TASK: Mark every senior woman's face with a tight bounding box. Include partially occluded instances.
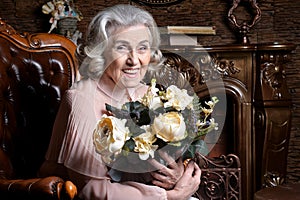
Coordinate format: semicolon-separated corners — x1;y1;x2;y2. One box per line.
103;24;152;89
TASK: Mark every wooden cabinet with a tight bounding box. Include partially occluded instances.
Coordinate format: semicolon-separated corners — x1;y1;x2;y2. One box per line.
161;43;296;200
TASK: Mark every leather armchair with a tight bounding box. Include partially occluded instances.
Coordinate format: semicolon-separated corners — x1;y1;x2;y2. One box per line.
0;18;79;200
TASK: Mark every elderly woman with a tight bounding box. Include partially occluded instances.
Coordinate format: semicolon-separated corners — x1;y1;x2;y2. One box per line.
39;4;201;200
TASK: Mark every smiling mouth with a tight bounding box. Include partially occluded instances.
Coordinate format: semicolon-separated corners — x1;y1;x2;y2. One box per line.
123;68;139;74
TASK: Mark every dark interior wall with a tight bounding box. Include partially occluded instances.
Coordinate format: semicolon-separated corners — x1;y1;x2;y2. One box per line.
1;0;299;182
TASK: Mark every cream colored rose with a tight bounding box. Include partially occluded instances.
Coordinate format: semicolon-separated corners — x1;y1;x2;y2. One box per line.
164;85;194;111
152;112;187;142
133;126;158;160
93;114;130;163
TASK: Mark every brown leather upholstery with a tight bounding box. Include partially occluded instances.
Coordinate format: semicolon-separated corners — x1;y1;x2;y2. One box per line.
0;18;78;199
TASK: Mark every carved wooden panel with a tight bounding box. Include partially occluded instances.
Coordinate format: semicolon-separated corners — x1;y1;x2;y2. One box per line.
259;51;292;100
194;153;241;200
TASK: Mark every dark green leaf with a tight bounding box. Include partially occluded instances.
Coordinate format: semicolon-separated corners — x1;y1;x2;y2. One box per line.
126;120;146;137
123;138;135;153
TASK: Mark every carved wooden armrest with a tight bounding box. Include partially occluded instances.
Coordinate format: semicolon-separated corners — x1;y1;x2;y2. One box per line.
0;176;77;200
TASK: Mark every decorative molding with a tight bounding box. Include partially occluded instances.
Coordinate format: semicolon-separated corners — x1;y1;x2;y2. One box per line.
0;18;75;50
144;52;241;93
261;62;284;99
213;57;241;76
144;53;202;90
260;52;290;99
199;54;241;81
0;18;17;35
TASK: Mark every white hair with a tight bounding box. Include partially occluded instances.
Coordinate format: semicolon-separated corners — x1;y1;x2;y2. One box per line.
78;4;163;80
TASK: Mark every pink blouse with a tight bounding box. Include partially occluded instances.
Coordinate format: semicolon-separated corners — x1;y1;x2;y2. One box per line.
39;77;167;200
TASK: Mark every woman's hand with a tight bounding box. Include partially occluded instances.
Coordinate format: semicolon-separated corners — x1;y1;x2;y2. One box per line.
148;150;185;190
167;161;201;200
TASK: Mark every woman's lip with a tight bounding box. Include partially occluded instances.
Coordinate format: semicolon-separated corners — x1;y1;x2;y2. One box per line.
122;68;139;74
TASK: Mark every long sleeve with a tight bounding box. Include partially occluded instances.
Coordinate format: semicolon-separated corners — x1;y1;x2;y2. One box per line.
40;79;165;200
67;169;167;200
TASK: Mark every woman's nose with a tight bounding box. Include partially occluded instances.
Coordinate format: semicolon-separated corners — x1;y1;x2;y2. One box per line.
126;50;139;66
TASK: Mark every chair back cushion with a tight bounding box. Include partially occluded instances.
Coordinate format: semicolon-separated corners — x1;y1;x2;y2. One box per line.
0;19;78;179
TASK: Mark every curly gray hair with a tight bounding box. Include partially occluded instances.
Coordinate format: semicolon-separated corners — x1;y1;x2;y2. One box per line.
78;4;163;80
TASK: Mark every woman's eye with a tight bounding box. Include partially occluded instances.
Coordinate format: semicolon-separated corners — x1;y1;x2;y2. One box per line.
115;45;129;52
137;45;149;53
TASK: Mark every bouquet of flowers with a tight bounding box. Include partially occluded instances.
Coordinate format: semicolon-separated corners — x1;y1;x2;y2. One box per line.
93;79;218;168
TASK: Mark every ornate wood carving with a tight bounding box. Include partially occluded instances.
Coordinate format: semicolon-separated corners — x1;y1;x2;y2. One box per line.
144;52;203;92
0;18;76;49
0;18;17;35
227;0;262;43
260;52;290;100
199;54;241;81
194;153;241;199
262;171;285;188
148;51;241;89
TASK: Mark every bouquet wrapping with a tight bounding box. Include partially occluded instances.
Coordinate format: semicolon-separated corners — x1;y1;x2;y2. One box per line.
93;79;218;172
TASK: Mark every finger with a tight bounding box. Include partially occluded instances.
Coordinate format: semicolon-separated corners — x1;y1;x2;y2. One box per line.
191;163;201;191
150;170;177;186
151;179;165;188
151;179;173;190
151;172;175;190
169;157;184;174
150;171;167;180
177;157;183;165
184;161;196;176
192;162;202;178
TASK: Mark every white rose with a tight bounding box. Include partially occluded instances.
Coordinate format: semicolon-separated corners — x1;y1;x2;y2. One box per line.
164;85;194;111
93;114;130;163
152;112;187;142
133;126;158;160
